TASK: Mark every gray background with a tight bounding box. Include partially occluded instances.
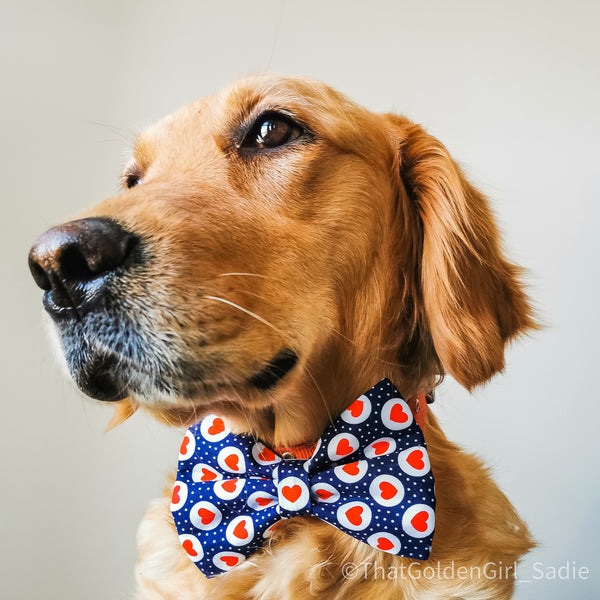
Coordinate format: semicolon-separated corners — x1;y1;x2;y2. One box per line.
2;1;598;598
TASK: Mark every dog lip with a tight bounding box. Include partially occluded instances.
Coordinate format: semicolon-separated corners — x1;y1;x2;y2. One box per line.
42;291;81;322
41;280;105;322
248;349;299;391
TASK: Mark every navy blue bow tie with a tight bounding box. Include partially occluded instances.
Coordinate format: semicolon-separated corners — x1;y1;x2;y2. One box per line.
171;378;436;577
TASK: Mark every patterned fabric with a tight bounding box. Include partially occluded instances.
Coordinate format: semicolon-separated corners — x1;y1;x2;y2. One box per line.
171;378;436;577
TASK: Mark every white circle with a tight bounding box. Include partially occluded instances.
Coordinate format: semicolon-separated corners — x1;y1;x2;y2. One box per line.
334;460;368;483
310;482;340;504
251;442;282;466
363;437;397;459
213;478;245;500
217;447;246;474
178;430;195;460
340;395;372;424
402;504;435;538
398;446;431;477
367;532;401;554
199;414;230;442
226;515;255;547
313;438;322;455
277;476;310;511
191;463;223;483
247;491;278;511
369;474;405;507
170;480;188;511
327;433;360;462
263;520;284;539
336;501;372;531
303;438;320;471
381;398;413;430
178;534;203;562
213;551;245;571
190;501;222;531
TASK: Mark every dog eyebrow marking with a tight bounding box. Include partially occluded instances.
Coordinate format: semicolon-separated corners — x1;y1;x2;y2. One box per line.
248;349;299;391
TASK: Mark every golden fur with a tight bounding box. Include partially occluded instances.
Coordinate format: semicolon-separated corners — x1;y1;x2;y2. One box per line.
63;74;535;598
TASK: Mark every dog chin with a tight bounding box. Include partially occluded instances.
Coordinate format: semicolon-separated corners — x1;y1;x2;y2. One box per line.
45;318;124;401
70;353;129;402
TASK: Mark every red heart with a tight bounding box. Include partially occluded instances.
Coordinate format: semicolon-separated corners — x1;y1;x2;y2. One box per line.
377;537;394;551
208;417;225;435
221;479;238;493
197;508;215;525
258;446;276;462
233;520;249;539
379;481;397;500
221;555;239;567
336;438;354;456
342;461;360;476
411;511;429;533
390;403;409;423
407;450;425;470
255;496;274;507
258;447;275;462
225;454;239;471
182;539;197;557
315;488;333;500
346;505;363;526
349;399;363;418
200;468;217;482
372;441;390;455
256;497;273;506
282;485;302;503
179;437;190;455
171;485;181;504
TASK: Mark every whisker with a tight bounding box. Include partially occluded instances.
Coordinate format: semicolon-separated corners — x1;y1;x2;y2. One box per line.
222;289;270;302
374;357;409;368
304;363;336;431
202;295;285;338
240;401;260;445
83;120;137;144
217;273;270;279
331;329;357;346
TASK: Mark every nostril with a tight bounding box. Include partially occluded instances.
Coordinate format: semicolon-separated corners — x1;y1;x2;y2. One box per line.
60;244;98;282
28;256;52;291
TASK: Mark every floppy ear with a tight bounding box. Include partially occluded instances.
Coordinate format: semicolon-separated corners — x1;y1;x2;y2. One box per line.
388;114;537;390
104;397;137;433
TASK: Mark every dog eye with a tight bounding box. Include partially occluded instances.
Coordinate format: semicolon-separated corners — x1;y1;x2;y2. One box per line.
125;174;143;189
243;113;304;150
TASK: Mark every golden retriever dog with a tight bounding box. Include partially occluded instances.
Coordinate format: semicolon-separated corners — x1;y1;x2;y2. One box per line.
29;74;536;600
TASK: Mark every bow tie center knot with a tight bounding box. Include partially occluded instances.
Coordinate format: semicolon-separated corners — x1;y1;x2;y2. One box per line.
276;459;312;517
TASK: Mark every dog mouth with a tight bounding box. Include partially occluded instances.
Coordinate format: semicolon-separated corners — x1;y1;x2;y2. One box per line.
52;306;300;404
247;349;299;391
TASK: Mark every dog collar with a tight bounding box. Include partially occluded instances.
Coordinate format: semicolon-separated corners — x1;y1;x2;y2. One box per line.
272;393;429;459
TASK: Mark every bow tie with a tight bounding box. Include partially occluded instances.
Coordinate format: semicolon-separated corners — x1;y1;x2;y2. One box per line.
171;379;436;577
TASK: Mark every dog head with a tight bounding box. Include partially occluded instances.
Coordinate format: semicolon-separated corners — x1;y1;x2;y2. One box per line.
29;74;535;443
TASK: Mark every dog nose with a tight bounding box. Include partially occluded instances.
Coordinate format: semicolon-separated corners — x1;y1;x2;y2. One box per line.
28;217;136;313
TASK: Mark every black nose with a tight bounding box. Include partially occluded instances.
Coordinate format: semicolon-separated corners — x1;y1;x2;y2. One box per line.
28;217;137;317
